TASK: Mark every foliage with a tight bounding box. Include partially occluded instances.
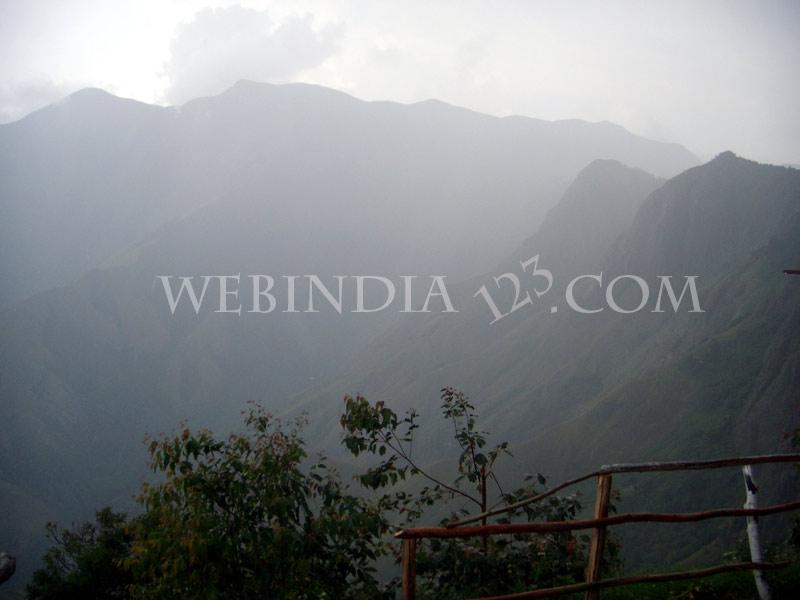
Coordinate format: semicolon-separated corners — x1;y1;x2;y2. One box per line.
26;508;133;599
341;386;601;597
30;387;611;598
415;494;587;598
124;406;393;599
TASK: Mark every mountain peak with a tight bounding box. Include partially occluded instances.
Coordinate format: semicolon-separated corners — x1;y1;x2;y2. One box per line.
704;150;767;170
190;79;362;112
1;86;162;129
67;87;115;101
59;87;132;111
516;158;663;271
567;159;661;194
60;87;173;119
578;158;644;177
559;159;661;211
623;150;800;275
714;150;738;160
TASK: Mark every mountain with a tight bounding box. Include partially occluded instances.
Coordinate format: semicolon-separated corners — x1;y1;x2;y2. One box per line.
2;143;796;589
0;83;702;588
292;158;671;444
8;84;793;584
292;153;800;567
0;80;698;307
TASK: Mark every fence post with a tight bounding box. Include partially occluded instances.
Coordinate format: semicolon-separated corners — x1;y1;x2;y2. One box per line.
585;473;613;600
402;538;417;600
742;465;772;600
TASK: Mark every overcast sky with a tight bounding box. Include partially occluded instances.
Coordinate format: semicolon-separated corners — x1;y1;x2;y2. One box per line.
1;0;798;165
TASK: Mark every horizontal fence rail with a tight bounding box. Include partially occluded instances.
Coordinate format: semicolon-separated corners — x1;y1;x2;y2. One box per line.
397;453;800;600
395;500;800;539
448;453;800;528
597;453;800;474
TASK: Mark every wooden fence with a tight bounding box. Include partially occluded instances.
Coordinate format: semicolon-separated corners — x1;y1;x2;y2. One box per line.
394;453;800;600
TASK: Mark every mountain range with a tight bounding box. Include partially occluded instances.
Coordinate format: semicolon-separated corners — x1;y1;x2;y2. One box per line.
0;80;697;308
294;151;800;567
2;82;799;589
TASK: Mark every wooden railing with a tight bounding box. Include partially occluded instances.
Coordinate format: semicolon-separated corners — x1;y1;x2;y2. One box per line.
394;453;800;600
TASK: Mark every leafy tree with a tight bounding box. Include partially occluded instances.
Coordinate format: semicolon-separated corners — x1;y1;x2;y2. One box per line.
341;386;599;597
26;507;133;599
126;406;394;599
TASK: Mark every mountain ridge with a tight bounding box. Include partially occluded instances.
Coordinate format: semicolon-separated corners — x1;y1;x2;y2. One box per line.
287;153;800;567
0;80;699;308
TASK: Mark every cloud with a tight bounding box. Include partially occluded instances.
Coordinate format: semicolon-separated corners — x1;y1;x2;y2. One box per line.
0;79;81;124
162;6;341;105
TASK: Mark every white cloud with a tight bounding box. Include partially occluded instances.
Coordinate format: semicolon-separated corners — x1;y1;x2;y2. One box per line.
162;5;341;104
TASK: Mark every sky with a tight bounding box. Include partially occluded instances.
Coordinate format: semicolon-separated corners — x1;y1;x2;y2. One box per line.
1;0;799;165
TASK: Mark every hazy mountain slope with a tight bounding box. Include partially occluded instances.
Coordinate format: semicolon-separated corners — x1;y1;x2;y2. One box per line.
617;151;800;275
0;89;181;307
515;207;800;567
292;153;800;567
516;158;665;274
293;158;670;443
0;82;701;587
298;153;799;436
0;80;698;307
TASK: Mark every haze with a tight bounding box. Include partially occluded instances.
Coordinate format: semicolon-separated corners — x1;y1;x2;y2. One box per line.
1;0;799;166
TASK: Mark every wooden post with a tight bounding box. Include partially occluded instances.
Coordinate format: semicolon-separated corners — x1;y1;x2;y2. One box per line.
742;465;772;600
402;538;417;600
585;473;612;600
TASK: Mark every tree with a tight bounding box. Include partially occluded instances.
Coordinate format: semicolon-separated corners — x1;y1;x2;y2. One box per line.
126;406;394;599
340;387;599;597
26;508;132;599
